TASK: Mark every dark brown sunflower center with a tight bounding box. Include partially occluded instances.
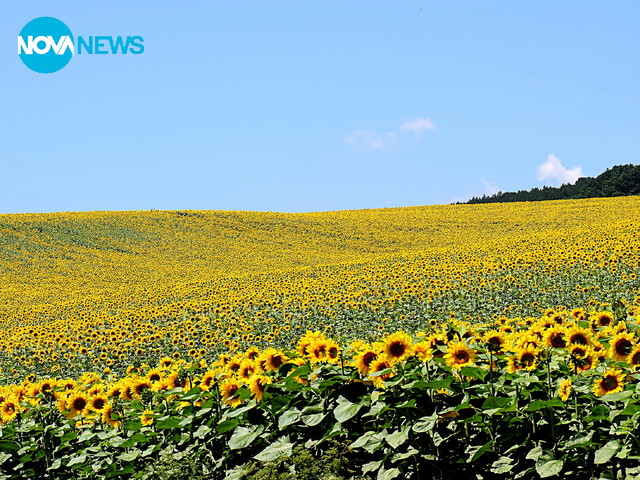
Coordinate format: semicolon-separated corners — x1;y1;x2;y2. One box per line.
72;398;87;411
572;347;587;358
93;398;106;410
389;342;406;358
271;355;284;368
598;316;612;326
455;351;470;363
363;352;377;367
570;334;588;345
135;383;150;395
550;333;566;348
488;337;503;351
615;339;633;357
601;376;619;392
520;353;535;366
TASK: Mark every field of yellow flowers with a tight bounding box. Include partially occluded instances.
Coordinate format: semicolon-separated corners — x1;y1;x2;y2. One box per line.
0;197;639;479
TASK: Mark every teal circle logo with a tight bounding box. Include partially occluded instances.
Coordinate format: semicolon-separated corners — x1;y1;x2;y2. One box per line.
18;17;74;74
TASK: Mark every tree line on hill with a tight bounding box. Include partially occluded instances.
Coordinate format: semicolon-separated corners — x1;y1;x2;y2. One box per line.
465;164;640;204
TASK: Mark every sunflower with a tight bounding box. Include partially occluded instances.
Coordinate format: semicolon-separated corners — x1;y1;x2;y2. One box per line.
591;311;614;329
627;345;640;369
444;342;476;370
159;357;174;369
198;370;217;391
513;332;542;351
383;331;414;364
573;349;598;373
558;379;572;402
413;341;432;362
354;347;379;375
543;325;566;349
290;358;310;386
325;339;341;364
146;369;163;383
238;360;257;382
565;326;592;346
426;334;448;358
66;391;90;418
244;346;261;361
568;344;589;360
101;405;122;428
106;383;125;399
226;356;243;375
307;338;329;363
613;321;629;335
129;379;152;400
593;369;625;397
220;378;243;407
88;394;109;412
368;356;395;388
249;375;272;402
0;396;20;423
164;371;188;390
570;308;587;321
484;331;507;353
516;345;539;371
140;409;155;426
37;379;55;396
297;331;324;358
260;348;287;371
86;385;104;397
609;332;636;362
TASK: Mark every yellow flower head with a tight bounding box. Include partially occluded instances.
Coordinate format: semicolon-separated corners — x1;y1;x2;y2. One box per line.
543;325;567;349
591;311;615;329
593;369;625;397
249;375;272;402
565;326;592;347
354;347;379;376
0;396;20;423
383;331;414;364
484;331;507;353
516;345;539;371
609;332;636;362
220;378;244;408
558;379;572;402
259;348;287;372
444;342;476;370
368;356;395;389
140;409;155;426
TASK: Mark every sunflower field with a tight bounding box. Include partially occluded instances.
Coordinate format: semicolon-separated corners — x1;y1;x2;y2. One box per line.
0;196;639;479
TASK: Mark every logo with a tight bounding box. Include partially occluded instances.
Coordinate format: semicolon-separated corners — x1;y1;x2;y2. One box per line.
18;17;73;74
18;17;144;74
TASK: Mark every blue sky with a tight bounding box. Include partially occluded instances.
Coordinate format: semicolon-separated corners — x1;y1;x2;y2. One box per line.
2;2;639;214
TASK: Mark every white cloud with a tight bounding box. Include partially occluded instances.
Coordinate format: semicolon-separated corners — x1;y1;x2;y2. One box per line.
344;116;436;153
343;130;397;151
480;179;501;196
400;117;437;135
537;154;583;185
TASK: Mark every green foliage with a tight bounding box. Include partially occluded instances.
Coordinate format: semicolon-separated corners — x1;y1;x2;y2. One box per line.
243;441;362;480
466;164;640;203
4;332;640;479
